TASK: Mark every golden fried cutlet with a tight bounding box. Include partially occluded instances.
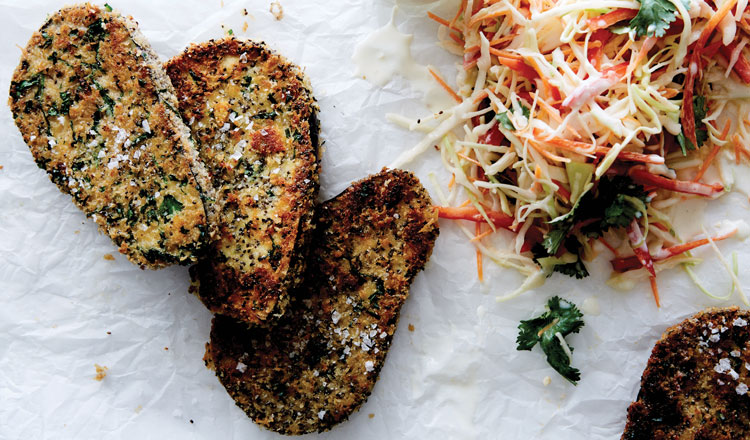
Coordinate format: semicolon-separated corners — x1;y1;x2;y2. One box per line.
623;307;750;440
165;38;319;324
9;3;209;268
206;169;438;434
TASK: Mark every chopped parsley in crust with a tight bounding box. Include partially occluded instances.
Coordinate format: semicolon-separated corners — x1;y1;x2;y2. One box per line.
622;308;750;440
9;3;208;268
165;38;319;324
206;169;439;435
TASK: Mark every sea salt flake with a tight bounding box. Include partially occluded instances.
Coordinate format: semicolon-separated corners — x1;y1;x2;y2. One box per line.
331;310;341;325
364;360;374;373
737;383;749;395
732;350;741;357
236;362;247;373
734;318;748;327
317;410;326;420
715;358;732;374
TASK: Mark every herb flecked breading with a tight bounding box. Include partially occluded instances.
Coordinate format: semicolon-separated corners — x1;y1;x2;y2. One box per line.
206;170;439;435
9;3;209;268
165;38;319;324
623;308;750;440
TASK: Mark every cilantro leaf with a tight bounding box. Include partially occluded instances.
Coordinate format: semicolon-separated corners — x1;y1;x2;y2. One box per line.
552;258;589;279
629;0;687;38
495;112;515;130
516;296;585;385
542;228;567;255
577;176;648;238
158;195;184;218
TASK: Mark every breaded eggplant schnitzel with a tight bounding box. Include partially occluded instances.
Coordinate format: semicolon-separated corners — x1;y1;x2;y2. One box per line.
9;3;208;268
206;169;438;434
623;307;750;439
165;38;319;324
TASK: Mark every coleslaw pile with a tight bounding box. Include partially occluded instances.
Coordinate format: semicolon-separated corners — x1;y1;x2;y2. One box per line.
391;0;750;304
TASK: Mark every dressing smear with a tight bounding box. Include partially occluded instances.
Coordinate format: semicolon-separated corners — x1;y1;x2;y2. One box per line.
352;7;454;112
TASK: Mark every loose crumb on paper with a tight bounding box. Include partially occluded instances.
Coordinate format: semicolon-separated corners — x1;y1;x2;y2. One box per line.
408;323;415;332
94;364;108;381
368;413;375;419
135;405;143;413
543;376;552;386
270;1;283;20
242;22;248;32
103;253;115;261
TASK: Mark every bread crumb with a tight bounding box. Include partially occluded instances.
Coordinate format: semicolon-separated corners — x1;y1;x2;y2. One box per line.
543;376;552;386
0;165;4;170
368;413;375;419
103;253;115;261
242;21;248;32
134;405;143;413
408;323;415;332
164;347;169;351
94;364;108;381
74;230;80;234
270;1;283;20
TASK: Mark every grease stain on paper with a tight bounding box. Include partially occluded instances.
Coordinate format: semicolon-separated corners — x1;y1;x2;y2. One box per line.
352;7;455;111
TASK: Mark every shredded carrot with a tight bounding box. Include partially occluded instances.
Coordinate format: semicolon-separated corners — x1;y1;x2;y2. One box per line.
428;68;462;103
612;38;634;64
529;140;571;163
660;87;680;99
427;11;460;31
693;120;730;182
471;227;494;242
449;0;467;28
449;173;456;189
469;8;511;27
476;222;484;282
458;199;471;208
649;276;661;308
448;32;464;45
489;33;517;48
458;152;483;166
473;90;489;104
489;48;523;60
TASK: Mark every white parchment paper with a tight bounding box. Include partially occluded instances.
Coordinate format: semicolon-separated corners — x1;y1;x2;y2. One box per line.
1;1;749;439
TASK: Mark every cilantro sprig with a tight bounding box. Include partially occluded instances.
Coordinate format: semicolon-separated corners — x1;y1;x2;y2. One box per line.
629;0;689;38
517;296;585;385
532;175;648;279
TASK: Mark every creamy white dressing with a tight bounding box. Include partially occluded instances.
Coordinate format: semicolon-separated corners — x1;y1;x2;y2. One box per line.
670;198;707;240
352;7;455;112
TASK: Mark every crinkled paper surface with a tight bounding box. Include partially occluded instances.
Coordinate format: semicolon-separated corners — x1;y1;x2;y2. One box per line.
1;1;750;439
